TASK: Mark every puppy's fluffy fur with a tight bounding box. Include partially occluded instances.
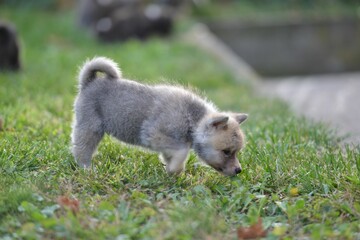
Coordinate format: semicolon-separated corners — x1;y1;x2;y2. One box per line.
71;57;248;176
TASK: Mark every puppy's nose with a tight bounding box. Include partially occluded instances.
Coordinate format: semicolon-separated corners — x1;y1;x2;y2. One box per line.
234;167;242;175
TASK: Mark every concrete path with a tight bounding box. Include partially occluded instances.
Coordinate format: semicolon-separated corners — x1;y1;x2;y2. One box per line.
261;72;360;145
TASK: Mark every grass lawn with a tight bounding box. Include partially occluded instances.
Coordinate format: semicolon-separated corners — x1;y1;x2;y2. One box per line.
1;7;360;240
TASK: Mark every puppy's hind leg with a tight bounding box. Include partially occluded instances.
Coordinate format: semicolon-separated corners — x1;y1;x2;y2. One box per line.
71;127;104;168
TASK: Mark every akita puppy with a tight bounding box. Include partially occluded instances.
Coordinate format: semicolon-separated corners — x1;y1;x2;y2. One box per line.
71;57;248;176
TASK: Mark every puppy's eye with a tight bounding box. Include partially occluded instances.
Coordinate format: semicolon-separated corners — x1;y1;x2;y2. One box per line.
222;149;231;156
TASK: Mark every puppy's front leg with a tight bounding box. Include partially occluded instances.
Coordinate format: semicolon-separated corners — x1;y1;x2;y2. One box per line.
160;147;190;175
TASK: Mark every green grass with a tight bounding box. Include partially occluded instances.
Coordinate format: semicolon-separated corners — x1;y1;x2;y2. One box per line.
1;7;360;240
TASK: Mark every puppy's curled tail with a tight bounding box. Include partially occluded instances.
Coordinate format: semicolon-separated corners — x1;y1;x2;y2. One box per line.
78;57;122;90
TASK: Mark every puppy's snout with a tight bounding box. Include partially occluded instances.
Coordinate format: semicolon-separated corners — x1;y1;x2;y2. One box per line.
234;167;242;175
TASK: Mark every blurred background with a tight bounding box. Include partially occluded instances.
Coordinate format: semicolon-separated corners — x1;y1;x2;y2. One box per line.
1;0;360;143
2;0;360;75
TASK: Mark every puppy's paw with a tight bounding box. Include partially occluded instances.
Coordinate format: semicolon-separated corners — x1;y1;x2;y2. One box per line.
165;165;184;176
77;161;92;169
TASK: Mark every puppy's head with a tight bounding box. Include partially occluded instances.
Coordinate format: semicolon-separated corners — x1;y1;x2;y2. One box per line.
193;113;248;176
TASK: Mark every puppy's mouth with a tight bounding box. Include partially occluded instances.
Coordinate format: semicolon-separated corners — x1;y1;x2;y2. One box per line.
209;164;238;177
209;164;224;173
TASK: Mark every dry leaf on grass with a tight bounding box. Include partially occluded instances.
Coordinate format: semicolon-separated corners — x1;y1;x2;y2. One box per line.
57;196;80;214
237;218;267;239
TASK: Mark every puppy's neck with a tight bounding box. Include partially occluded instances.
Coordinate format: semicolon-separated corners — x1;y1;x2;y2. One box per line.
185;98;216;144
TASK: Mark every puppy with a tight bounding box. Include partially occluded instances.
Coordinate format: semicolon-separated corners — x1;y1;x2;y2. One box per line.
71;57;248;176
0;21;21;71
77;0;179;42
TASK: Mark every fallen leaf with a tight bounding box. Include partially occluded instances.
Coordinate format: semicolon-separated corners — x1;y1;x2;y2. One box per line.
237;218;267;239
57;196;80;214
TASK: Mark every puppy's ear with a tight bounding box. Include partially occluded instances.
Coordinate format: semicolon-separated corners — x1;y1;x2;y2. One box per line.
208;116;229;129
233;113;248;124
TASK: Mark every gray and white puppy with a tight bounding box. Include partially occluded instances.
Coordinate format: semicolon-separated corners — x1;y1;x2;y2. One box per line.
71;57;248;176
